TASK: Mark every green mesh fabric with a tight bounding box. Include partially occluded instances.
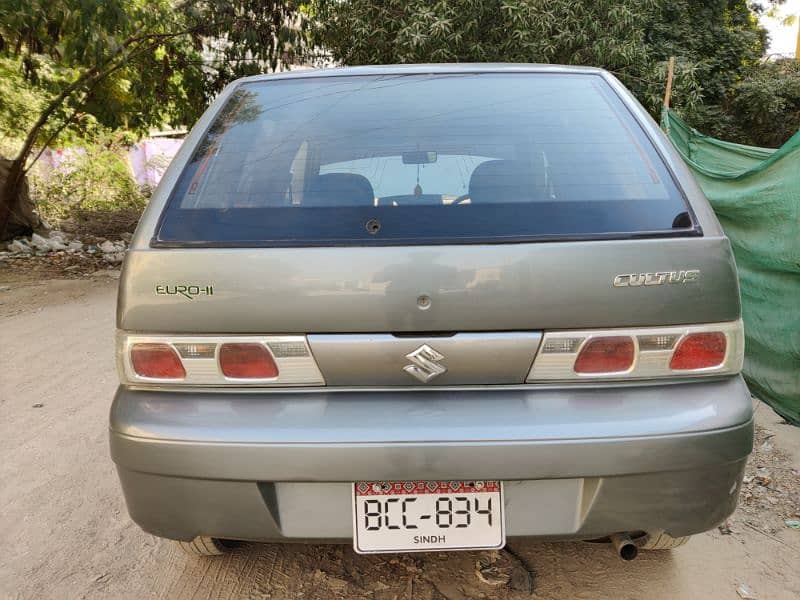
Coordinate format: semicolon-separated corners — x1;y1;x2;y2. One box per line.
663;109;800;425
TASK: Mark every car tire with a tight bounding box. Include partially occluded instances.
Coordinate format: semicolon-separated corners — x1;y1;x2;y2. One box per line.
176;536;231;556
639;531;690;550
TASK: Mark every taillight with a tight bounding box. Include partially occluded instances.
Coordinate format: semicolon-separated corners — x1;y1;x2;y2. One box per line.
219;343;279;379
527;320;743;381
130;343;185;379
574;336;634;374
670;332;726;370
117;334;323;386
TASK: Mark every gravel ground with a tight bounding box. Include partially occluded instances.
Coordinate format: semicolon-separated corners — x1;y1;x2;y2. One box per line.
1;277;799;600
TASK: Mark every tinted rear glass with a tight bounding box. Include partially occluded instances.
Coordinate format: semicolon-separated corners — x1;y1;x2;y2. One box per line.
156;73;692;246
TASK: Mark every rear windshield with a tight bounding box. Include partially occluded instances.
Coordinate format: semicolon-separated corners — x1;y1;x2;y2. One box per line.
156;73;693;246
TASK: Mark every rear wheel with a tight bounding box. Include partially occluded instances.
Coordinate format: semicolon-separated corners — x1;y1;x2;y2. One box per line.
175;536;231;556
639;531;690;550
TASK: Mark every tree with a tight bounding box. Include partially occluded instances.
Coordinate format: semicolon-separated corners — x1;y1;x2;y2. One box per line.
0;0;197;237
0;0;309;239
313;1;702;113
726;59;800;147
313;0;787;143
645;0;771;134
199;1;309;98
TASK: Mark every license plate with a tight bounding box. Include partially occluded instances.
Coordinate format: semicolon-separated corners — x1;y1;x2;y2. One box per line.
352;481;505;554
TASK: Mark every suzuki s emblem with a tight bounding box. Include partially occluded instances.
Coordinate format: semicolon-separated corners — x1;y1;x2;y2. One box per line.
403;344;447;382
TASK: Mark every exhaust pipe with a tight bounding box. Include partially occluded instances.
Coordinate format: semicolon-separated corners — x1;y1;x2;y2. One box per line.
609;533;639;561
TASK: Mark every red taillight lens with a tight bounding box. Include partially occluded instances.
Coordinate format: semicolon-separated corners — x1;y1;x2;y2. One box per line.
574;336;635;374
219;343;279;378
130;343;186;379
670;332;726;370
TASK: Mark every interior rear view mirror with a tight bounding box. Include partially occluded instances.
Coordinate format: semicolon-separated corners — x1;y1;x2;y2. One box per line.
402;151;437;165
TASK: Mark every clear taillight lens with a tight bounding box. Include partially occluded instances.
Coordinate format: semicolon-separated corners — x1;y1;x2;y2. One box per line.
528;320;743;381
670;332;726;370
219;343;279;379
130;343;186;379
574;336;635;374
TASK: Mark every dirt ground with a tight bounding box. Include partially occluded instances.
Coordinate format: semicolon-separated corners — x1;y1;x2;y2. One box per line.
1;276;799;600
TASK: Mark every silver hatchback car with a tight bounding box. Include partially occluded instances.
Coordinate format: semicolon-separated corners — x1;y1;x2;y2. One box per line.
111;64;752;559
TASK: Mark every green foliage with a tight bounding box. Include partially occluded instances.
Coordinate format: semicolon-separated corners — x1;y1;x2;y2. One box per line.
0;51;168;233
31;137;147;234
0;0;312;149
0;0;208;141
0;0;792;166
647;0;768;105
0;55;103;150
314;0;682;114
314;0;794;146
198;1;310;97
79;35;207;133
646;1;790;145
728;60;800;148
0;56;49;144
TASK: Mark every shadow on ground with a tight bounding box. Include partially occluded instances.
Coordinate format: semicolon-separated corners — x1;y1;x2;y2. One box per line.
123;539;679;600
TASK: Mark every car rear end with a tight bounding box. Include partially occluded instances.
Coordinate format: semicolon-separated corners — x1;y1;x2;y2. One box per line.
110;65;752;555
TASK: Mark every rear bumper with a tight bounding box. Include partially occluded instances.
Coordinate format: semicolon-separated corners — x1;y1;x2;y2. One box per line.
110;377;753;542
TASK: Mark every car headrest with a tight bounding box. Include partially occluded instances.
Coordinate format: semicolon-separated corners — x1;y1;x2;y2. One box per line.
304;173;375;207
468;160;537;204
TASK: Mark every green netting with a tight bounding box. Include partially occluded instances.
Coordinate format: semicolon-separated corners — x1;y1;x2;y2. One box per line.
662;109;800;425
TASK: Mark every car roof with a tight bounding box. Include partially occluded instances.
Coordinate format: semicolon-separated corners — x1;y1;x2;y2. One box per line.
236;63;608;85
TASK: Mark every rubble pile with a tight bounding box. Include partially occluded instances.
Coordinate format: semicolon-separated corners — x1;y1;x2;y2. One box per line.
2;230;129;262
0;230;130;278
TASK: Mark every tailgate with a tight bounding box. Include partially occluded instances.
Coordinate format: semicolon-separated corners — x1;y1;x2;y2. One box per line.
118;236;739;333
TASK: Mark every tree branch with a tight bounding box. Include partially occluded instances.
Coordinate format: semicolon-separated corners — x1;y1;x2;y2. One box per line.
22;32;180;173
15;27;201;173
24;107;82;173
